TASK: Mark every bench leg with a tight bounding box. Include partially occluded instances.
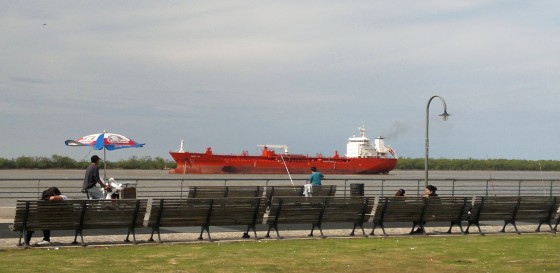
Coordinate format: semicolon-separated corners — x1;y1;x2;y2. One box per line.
351;223;367;237
512;223;520;235
409;221;425;235
535;220;554;233
500;222;508;232
265;225;273;238
149;227;162;243
447;221;464;234
317;224;325;238
265;224;282;239
466;220;483;235
410;221;418;234
199;226;212;241
308;223;325;238
370;223;387;236
22;229;34;247
501;220;520;234
309;223;317;237
535;222;543;232
465;221;473;234
548;221;556;234
73;230;85;246
18;231;24;247
243;224;259;240
125;228;137;244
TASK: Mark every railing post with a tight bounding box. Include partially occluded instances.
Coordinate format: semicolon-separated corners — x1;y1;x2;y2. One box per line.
485;180;489;197
37;179;41;198
136;179;140;198
451;179;456;197
180;179;184;199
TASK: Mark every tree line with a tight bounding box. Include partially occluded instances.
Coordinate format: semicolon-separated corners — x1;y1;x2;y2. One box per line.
0;155;176;170
0;155;559;171
396;157;560;171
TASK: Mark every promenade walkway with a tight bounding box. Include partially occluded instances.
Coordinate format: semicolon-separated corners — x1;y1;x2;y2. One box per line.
0;217;546;249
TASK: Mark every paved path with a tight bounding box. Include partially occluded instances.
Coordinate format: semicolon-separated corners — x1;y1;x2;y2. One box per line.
1;219;552;249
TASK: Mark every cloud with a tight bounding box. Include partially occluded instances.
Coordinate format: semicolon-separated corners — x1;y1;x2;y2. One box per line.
1;1;560;161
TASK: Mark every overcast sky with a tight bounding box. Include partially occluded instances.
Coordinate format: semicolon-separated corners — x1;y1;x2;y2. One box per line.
1;1;559;162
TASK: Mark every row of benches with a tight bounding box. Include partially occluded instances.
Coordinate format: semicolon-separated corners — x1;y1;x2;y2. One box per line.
372;196;559;236
187;185;337;199
10;185;334;247
11;195;560;246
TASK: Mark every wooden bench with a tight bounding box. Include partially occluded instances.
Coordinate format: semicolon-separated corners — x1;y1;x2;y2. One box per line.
371;196;471;236
516;196;558;233
466;196;559;234
11;199;147;246
147;197;267;242
187;186;264;198
265;196;373;238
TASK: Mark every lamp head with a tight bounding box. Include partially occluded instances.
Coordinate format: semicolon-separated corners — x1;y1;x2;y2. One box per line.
439;111;451;121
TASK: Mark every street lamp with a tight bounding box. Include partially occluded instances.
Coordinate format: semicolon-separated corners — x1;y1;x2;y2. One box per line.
425;95;450;187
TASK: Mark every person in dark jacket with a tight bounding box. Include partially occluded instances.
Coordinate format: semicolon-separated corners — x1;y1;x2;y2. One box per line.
82;155;110;199
422;185;438;197
411;185;439;234
25;187;68;246
395;189;406;196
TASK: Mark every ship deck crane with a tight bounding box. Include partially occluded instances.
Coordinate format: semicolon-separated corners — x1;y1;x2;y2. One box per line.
257;144;289;154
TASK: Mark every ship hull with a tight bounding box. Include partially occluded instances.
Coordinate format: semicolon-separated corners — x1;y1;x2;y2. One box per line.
169;152;397;175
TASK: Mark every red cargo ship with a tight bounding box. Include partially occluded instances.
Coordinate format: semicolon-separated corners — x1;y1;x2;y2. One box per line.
169;127;397;175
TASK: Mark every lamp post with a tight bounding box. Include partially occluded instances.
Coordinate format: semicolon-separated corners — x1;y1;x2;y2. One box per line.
425;95;450;187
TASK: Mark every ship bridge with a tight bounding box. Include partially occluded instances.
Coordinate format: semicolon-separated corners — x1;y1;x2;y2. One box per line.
345;126;392;158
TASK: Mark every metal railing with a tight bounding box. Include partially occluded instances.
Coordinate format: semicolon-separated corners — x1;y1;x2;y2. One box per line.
1;177;560;204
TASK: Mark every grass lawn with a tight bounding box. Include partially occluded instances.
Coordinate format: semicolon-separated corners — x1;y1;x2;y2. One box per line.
1;234;559;273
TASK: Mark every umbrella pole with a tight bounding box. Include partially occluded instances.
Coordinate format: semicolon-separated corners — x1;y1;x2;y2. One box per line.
103;147;107;180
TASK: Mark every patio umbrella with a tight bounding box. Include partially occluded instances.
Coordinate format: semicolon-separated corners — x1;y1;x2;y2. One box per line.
65;130;145;178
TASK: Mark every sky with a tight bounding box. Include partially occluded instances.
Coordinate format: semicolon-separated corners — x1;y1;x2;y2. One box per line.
1;1;559;162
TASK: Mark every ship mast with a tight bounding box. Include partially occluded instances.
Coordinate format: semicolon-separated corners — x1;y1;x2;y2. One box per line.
358;125;367;137
178;139;185;153
257;144;294;186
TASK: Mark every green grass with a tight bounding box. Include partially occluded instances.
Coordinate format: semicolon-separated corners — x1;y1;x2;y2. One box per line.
1;235;559;272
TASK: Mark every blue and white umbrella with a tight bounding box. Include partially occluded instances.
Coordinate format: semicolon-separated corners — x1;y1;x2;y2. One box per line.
65;130;145;178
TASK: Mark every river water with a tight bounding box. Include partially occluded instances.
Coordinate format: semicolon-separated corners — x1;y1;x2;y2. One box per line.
2;169;560;180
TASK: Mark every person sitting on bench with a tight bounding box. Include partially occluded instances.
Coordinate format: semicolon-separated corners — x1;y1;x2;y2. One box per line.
25;187;68;246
